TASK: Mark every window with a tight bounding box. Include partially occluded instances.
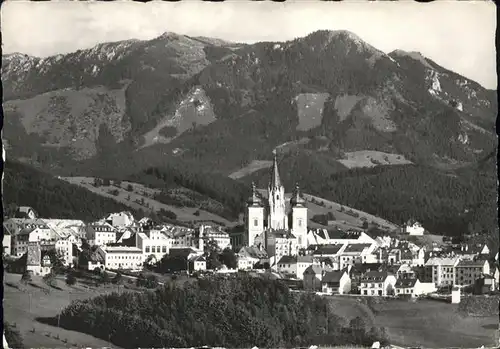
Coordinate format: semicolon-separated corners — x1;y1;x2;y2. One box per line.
145;246;150;253
162;246;167;253
298;219;302;227
254;219;258;227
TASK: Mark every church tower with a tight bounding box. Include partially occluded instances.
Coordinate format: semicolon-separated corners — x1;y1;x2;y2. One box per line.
247;182;265;247
268;152;287;230
290;183;308;249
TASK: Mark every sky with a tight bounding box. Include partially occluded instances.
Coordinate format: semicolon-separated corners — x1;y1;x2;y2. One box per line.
1;0;497;89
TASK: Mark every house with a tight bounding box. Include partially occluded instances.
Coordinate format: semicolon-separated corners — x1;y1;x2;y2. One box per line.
189;255;207;271
303;265;331;291
395;277;436;297
43;219;87;240
349;263;383;293
98;246;144;271
404;219;425;236
135;229;172;264
86;222;117;246
169;227;196;248
455;259;490;287
25;242;52;276
425;256;461;287
200;225;231;251
322;270;351;295
237;246;268;270
15;206;38;219
296;255;320;280
277;255;298;277
104;211;136;228
387;264;416;279
338;243;376;269
360;271;397;296
257;229;298;267
12;222;60;257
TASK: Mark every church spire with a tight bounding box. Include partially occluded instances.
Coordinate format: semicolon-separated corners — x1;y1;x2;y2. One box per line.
270;150;282;189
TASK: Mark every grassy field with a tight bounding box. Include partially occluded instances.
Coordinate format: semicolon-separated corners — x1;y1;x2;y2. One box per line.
3;272;124;348
256;189;399;232
61;176;236;226
325;296;498;348
338;151;413;169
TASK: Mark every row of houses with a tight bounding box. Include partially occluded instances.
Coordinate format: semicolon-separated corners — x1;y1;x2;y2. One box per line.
3;209;231;272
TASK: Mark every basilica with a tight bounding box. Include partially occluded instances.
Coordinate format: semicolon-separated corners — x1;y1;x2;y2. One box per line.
246;153;308;260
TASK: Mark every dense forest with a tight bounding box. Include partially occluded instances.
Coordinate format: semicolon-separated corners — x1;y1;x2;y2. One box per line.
55;275;389;348
127;165;251;220
3;161;142;222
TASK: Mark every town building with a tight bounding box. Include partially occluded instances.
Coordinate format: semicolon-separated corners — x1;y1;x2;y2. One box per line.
395;277;436;297
360;271;397;296
257;229;298;267
237;246;269;270
189;255;207;271
425;256;461;287
455;259;490;287
15;206;38;219
404;219;425;236
3;226;12;255
338;243;377;269
86;222;117;246
135;229;172;264
200;225;231;251
303;265;332;291
97;246;143;271
322;270;351;295
104;211;136;228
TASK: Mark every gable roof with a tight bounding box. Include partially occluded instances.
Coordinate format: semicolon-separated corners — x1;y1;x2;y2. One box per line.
304;264;323;275
395;278;418;288
361;271;392;282
343;243;371;253
456;259;488;268
312;244;343;256
277;255;297;265
323;270;346;284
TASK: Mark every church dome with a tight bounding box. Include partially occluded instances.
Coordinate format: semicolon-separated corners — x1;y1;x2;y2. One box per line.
290;183;306;206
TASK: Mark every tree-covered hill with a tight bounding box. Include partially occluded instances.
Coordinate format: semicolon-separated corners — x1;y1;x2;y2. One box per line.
55;275;389;348
3;160;142;221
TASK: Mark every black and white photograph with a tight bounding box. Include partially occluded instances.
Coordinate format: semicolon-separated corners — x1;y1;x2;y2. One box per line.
1;1;498;348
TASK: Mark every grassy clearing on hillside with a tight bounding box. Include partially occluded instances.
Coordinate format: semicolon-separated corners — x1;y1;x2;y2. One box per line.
255;189;399;232
61;176;235;226
229;160;273;179
3;273;122;349
338;151;413;169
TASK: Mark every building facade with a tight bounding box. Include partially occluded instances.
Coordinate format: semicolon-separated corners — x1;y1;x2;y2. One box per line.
246;153;308;250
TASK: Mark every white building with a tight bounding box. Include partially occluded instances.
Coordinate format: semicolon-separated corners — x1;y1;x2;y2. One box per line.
338;243;377;269
97;246;143;271
201;225;231;251
13;222;60;257
136;229;172;264
3;227;12;256
395;278;436;297
105;211;136;228
404;219;425;236
189;255;207;271
425;256;461;287
360;271;397;296
86;222;117;246
322;270;351;295
237;246;268;270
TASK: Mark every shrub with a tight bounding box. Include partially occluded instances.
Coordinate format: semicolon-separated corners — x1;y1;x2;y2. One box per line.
66;273;77;286
4;322;25;349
